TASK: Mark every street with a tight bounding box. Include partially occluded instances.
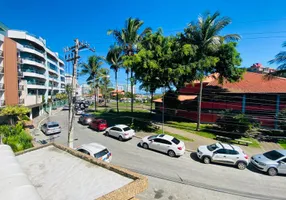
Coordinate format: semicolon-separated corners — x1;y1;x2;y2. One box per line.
34;111;286;200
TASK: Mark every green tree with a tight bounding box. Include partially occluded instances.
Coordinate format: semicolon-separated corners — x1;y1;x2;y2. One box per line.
0;105;30;125
183;11;242;131
108;17;152;113
267;41;286;78
80;55;104;110
99;68;111;107
106;44;123;112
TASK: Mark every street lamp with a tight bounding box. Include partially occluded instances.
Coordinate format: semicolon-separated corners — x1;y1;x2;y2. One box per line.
156;77;165;134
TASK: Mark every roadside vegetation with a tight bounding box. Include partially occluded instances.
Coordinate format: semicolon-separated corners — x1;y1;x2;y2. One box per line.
278;140;286;149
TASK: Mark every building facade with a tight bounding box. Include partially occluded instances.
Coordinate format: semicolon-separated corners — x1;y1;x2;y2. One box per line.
0;24;65;119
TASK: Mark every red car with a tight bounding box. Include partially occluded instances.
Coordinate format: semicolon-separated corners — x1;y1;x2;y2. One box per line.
89;119;107;131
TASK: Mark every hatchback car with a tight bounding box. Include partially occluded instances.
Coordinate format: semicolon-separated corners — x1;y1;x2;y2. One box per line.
41;122;61;135
140;134;185;157
105;124;135;141
76;143;112;163
89;119;107;132
197;142;249;170
79;114;96;125
251;150;286;176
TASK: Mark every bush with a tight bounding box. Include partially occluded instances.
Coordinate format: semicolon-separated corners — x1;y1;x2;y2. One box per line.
216;110;260;134
0;123;33;152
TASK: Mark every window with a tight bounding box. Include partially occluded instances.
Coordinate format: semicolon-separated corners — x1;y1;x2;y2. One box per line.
111;127;117;131
172;138;180;145
78;149;90;155
226;150;239;155
160;139;172;145
148;135;157;141
280;158;286;163
207;144;219;151
154;138;164;144
42;124;47;128
158;134;165;138
94;149;109;159
263;150;284;161
123;127;131;132
215;149;227;154
48;124;59;128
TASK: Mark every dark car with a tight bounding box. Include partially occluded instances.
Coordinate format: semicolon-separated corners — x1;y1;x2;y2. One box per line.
79;114;96;125
89;119;107;132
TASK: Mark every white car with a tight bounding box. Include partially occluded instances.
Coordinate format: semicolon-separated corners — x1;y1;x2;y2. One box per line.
76;143;112;163
41;122;61;135
197;142;249;170
105;124;135;141
140;134;185;157
76;109;85;115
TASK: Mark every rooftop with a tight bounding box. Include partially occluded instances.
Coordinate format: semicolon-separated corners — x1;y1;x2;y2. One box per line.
13;143;148;200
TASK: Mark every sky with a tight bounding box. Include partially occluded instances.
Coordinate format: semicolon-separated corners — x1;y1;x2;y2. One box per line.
2;0;286;93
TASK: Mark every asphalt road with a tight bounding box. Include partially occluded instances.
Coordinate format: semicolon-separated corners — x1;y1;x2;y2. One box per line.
34;111;286;200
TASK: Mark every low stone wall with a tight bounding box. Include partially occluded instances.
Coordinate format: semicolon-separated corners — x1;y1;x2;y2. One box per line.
16;143;148;200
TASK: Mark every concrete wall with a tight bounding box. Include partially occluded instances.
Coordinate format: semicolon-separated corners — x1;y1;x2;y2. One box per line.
4;37;18;105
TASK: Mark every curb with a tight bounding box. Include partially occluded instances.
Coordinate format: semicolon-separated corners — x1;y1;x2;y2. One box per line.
133;135;195;153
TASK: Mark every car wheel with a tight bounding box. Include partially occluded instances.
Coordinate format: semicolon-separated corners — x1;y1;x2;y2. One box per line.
268;167;278;176
237;161;247;170
106;131;109;136
168;150;176;157
142;143;149;149
203;156;211;164
119;136;123;141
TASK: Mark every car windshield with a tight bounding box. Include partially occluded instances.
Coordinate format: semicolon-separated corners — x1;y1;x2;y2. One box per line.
48;124;59;128
263;150;284;161
148;135;157;140
94;149;109;159
172;138;180;145
207;144;219;151
123;127;131;131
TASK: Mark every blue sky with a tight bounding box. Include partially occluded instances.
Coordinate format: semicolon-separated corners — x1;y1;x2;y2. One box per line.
2;0;286;93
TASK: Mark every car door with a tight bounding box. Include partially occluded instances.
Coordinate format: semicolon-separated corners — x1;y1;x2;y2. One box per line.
224;150;239;165
212;149;228;163
149;138;164;152
109;127;118;137
159;139;172;153
277;158;286;174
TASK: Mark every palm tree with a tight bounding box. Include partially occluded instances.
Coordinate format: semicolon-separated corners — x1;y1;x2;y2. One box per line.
106;45;123;113
108;17;152;112
80;55;104;111
183;11;240;131
268;41;286;77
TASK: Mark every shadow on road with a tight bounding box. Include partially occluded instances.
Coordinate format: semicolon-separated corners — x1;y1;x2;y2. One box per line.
247;164;286;177
190;152;201;162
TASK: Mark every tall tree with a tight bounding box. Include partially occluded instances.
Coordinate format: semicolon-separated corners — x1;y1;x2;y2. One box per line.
183;11;241;131
106;45;123;113
108;17;152;112
268;41;286;78
99;68;111;107
80;55;104;111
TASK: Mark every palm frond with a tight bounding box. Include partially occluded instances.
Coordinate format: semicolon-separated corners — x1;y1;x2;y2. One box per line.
223;34;241;42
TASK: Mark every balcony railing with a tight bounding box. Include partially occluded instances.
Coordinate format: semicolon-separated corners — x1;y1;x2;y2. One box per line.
0;100;5;107
27;81;45;86
23;45;45;54
18;85;24;91
0;83;4;90
19;98;24;104
22;68;45;75
24;57;45;65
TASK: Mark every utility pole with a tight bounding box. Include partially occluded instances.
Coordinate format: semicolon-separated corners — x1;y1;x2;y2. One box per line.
64;39;95;148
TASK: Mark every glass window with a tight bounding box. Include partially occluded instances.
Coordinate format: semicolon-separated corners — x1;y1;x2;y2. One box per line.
281;158;286;163
111;127;117;131
148;135;157;141
123;127;131;132
161;139;172;145
215;149;227;154
48;124;59;128
171;138;180;145
263;150;284;161
153;138;162;143
94;149;109;159
226;149;239;155
207;144;219;151
78;149;90;155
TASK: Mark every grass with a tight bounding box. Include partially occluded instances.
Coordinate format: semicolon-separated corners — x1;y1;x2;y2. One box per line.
231;137;261;148
278;140;286;149
155;129;193;142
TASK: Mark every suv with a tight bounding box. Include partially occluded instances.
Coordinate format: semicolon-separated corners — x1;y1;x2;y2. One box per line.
41;122;61;135
197;142;249;170
251;150;286;176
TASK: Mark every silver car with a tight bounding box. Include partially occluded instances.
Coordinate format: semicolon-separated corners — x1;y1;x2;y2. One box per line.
251;150;286;176
41;122;61;135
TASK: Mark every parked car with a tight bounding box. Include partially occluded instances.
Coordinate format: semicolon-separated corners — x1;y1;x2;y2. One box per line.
105;124;135;141
140;134;185;157
251;150;286;176
62;105;70;110
76;109;85;115
89;119;107;131
197;142;249;170
41;122;61;135
76;143;112;163
79;114;96;125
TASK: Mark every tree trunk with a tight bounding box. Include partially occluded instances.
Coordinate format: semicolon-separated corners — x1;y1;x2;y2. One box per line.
126;70;129;111
94;86;97;111
115;70;119;113
150;91;153;113
196;80;203;131
131;69;134;113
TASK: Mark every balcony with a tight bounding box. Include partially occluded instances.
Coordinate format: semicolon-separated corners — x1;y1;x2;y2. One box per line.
22;45;45;59
24;57;44;65
0;83;4;90
19;98;24;105
0;100;5;107
22;59;46;70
